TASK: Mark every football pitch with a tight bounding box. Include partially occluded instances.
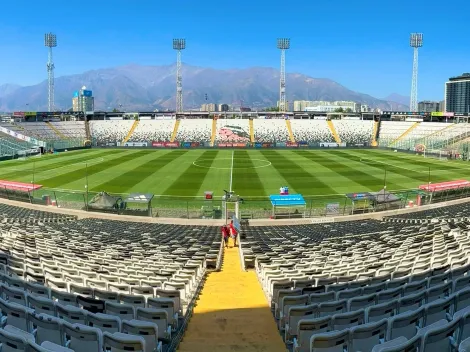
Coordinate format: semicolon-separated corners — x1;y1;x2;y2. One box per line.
0;148;469;199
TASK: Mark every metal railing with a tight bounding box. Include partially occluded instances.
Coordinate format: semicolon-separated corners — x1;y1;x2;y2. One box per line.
2;186;470;220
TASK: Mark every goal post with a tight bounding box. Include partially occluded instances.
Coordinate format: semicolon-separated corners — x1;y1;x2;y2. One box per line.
17;147;42;161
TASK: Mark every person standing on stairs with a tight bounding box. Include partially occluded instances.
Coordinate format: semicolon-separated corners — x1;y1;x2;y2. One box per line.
222;225;230;249
229;220;238;247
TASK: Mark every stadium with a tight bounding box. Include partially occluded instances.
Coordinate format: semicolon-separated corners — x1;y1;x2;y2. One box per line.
0;113;470;352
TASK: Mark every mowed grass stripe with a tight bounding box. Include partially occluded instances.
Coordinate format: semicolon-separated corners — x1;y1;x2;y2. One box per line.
362;149;469;173
317;151;404;190
260;150;336;195
40;150;151;188
338;150;448;184
232;150;265;196
91;150;188;193
164;150;219;196
0;150;124;181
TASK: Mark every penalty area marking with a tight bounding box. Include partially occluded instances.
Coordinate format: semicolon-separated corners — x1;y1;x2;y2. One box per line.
192;157;272;170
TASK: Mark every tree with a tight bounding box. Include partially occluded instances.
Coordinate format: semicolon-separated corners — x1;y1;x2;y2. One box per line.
345;108;353;113
334;107;344;113
265;107;280;112
112;108;120;113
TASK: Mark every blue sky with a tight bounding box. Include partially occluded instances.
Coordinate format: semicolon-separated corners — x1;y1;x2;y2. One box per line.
0;0;468;101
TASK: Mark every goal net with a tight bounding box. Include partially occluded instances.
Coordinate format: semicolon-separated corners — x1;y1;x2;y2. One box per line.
17;148;41;161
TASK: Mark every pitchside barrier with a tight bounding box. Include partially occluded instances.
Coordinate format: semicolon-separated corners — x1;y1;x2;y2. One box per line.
93;140;366;149
2;185;470;220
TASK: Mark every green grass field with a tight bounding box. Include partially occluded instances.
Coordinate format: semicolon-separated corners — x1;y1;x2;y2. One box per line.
0;148;469;199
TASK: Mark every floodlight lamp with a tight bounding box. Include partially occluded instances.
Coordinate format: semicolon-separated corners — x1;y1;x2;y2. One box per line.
44;33;57;47
173;38;186;50
277;38;290;50
410;33;423;48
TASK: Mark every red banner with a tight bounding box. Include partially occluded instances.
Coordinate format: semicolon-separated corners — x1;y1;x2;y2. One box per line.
152;142;179;148
218;143;246;148
13;112;25;117
419;180;470;192
286;142;299;147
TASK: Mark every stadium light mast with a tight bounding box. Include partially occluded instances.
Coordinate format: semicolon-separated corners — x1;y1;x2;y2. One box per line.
44;33;57;112
409;33;423;113
173;39;186;114
277;38;290;113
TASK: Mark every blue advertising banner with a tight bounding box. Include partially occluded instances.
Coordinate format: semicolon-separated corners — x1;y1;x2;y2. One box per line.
73;91;79;98
276;142;286;148
82;90;92;97
269;194;306;206
255;143;262;148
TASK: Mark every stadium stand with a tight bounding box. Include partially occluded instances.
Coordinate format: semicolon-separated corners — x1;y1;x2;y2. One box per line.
215;119;251;143
240;206;470;351
0;203;221;351
0;131;35;156
378;121;416;146
90;120;134;145
253;119;291;143
128;120;176;143
17;122;59;140
333;120;374;145
50;122;86;139
175;119;212;143
290;120;335;144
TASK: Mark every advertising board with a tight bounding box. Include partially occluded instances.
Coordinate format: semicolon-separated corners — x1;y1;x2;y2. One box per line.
82;90;93;97
151;142;179;148
124;142;148;147
286;142;299;148
218;143;247;148
182;142;200;148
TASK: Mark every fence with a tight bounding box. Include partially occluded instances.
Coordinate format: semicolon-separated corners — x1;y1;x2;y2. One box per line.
1;186;470;220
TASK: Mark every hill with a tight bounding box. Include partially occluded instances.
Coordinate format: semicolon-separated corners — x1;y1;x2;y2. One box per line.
0;64;409;111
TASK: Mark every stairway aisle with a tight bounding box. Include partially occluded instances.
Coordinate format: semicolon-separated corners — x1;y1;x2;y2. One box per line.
177;239;286;352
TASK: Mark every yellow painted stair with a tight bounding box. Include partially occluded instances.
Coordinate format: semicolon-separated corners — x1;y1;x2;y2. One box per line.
210;119;217;146
249;119;255;143
46;122;67;139
177;239;286;352
285;119;295;143
327;120;341;144
371;120;379;147
171;119;181;142
388;122;420;147
122;120;139;144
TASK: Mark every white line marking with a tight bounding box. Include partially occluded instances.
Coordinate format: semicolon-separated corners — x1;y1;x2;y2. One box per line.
230;150;234;192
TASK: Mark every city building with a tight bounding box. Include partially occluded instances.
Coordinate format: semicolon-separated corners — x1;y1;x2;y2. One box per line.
445;73;470;113
439;100;445;112
200;103;217;112
418;100;440;113
293;100;360;112
218;104;229;112
72;86;94;113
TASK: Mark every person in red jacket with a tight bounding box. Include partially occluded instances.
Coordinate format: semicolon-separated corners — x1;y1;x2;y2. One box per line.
229;220;238;247
221;225;230;248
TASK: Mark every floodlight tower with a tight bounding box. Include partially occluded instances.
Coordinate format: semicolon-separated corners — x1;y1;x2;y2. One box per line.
173;39;186;113
44;33;57;112
409;33;423;112
277;38;290;112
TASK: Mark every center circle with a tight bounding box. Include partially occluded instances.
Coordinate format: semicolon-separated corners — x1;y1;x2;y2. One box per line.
193;158;272;170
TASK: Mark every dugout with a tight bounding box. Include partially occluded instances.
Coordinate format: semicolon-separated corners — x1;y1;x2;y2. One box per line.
371;188;401;211
346;192;375;214
269;194;306;219
87;192;123;214
123;193;154;217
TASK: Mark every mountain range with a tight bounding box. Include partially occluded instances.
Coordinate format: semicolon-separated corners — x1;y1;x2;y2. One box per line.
0;64;409;111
